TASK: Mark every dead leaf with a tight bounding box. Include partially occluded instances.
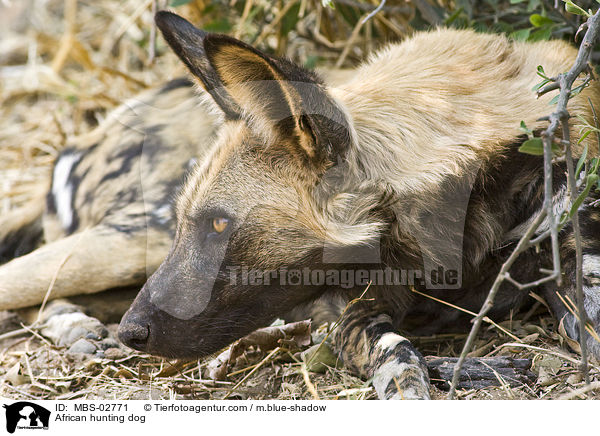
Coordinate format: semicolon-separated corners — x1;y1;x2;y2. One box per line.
236;320;311;352
114;368;133;379
155;360;195;378
558;315;581;354
301;343;338;373
5;362;27;386
206;320;311;381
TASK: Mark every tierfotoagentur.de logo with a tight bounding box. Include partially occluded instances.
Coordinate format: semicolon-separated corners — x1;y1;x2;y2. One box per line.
3;402;50;433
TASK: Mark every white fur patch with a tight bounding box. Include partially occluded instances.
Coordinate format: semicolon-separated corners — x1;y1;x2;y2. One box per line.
583;254;600;278
51;152;81;230
584;286;600;316
152;204;172;225
376;332;407;351
186;157;198;171
372;360;430;400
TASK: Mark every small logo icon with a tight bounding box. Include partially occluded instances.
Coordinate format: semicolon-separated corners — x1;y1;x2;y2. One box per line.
3;402;50;433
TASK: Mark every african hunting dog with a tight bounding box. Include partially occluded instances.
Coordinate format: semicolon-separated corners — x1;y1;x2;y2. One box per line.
0;80;219;307
2;10;600;400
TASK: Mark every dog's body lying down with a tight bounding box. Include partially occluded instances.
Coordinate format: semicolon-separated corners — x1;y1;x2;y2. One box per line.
2;14;600;399
0;78;218;308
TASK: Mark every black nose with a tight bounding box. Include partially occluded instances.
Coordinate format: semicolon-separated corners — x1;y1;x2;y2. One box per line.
118;321;150;351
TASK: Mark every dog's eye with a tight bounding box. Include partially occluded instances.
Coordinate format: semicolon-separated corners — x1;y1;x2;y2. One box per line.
212;217;229;233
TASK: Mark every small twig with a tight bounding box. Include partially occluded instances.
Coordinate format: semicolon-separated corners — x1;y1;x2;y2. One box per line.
306;282;372;369
111;0;154;50
326;0;410;15
235;0;254;39
19;323;54;348
223;347;280;399
361;0;385;24
409;287;521;342
36;227;89;324
392;377;404;400
51;0;77;74
447;209;548;399
0;328;28;341
335;12;369;68
253;0;299;46
495;342;581;365
148;0;158;64
557;381;600;400
447;7;600;398
556;292;600;343
374;13;406;38
300;363;320;400
537;80;560;96
479;360;514;399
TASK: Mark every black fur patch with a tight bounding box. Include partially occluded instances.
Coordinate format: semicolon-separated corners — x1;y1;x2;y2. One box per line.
157;77;194;94
0;218;43;264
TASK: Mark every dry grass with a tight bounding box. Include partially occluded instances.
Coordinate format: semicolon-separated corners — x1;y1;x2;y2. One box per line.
0;0;418;212
1;0;600;400
2;308;600;400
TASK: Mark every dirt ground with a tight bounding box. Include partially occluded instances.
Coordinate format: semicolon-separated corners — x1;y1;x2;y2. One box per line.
1;0;600;400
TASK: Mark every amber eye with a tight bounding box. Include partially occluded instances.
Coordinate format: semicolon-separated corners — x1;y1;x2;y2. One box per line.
212;217;229;233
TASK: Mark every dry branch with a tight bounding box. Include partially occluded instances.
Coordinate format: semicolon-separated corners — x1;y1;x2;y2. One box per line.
447;7;600;399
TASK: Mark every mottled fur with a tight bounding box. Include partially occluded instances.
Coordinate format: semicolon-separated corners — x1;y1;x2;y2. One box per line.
118;12;600;400
0;80;219;309
3;10;600;400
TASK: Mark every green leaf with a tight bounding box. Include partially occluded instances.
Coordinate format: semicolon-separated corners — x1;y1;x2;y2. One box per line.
520;120;534;137
549;94;559;105
564;1;590;16
529;14;554;27
559;210;570;226
576;144;588;176
570;174;599;216
281;2;301;35
532;78;550;91
519;138;544;155
519;137;561;155
170;0;194;6
528;26;553;42
510;28;531;41
577;129;592;144
510;0;528;3
304;55;320;69
590;157;600;174
204;18;232;33
536;65;550;80
445;7;464;25
321;0;335;9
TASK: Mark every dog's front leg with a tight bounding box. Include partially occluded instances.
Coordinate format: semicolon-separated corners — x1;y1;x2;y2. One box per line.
0;224;169;310
332;301;430;400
